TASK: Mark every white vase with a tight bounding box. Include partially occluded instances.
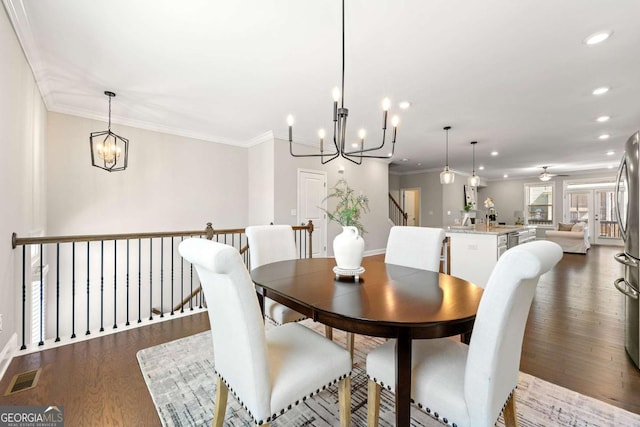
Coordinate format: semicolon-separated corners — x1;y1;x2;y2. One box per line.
333;226;365;270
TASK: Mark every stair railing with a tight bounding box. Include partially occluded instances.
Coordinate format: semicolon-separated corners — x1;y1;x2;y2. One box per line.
389;193;408;226
11;221;313;352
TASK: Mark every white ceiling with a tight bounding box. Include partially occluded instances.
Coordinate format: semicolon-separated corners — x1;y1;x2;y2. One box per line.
5;0;640;180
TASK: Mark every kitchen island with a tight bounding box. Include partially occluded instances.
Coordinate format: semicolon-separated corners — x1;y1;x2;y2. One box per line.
445;225;535;288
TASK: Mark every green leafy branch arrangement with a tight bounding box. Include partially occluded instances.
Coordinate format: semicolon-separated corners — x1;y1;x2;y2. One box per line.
323;179;370;235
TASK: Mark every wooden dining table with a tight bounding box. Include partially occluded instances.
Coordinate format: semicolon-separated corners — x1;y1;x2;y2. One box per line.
250;257;483;427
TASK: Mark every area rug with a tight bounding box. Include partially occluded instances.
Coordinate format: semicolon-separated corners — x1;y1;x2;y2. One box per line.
137;319;640;427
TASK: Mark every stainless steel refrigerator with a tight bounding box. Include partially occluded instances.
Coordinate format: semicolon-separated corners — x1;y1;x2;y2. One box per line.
614;131;640;369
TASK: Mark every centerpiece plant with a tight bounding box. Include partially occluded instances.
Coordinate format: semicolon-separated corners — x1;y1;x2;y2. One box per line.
323;179;370;235
323;178;369;271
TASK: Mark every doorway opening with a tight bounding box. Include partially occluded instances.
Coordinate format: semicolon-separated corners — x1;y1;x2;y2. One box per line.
400;188;421;226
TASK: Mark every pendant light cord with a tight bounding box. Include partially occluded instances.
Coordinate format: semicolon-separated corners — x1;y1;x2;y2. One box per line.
341;0;345;109
445;127;449;167
108;95;112;131
472;142;475;174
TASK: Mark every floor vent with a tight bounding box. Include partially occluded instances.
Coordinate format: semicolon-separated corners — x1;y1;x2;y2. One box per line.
4;368;41;395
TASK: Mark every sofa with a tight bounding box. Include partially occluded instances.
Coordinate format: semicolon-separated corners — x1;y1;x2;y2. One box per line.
545;222;590;254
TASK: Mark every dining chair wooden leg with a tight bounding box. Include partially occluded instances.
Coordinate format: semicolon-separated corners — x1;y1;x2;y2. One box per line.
212;376;228;427
325;325;333;340
367;379;381;427
503;391;519;427
338;376;351;427
346;332;355;361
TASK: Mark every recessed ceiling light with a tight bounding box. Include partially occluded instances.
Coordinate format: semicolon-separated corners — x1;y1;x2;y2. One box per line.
478;165;485;170
608;165;614;169
596;115;610;122
490;151;499;156
592;86;610;95
606;151;615;156
417;162;422;166
599;134;610;140
401;158;409;162
351;143;359;148
399;101;411;109
584;31;612;45
503;174;509;178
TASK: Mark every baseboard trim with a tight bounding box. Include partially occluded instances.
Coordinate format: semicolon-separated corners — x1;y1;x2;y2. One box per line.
364;248;386;256
0;333;18;382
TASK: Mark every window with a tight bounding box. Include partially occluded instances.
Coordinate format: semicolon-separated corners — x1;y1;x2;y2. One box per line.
567;192;589;224
525;183;553;225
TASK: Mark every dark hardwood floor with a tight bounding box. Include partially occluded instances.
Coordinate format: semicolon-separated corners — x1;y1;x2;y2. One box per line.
0;245;638;426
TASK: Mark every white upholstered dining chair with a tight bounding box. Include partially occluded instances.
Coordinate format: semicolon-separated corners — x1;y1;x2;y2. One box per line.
385;226;446;272
245;225;306;325
367;240;563;427
179;238;352;427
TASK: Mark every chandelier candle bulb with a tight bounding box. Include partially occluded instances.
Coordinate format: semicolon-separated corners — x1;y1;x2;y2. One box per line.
332;87;341;102
392;115;399;141
319;129;326;152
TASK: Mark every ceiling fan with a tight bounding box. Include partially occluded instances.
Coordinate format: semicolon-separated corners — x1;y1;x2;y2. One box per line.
539;166;568;181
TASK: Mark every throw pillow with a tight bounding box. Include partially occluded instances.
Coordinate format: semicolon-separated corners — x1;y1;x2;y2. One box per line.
558;223;573;231
571;222;585;232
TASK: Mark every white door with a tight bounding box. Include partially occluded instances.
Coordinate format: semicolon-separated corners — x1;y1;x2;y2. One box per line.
297;169;328;257
595;189;624;245
401;188;420;226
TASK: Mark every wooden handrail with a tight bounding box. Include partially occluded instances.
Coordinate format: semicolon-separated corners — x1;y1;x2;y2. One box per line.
12;223;215;248
13;222;315;249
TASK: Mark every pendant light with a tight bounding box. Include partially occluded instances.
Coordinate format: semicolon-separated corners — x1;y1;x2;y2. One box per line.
468;141;480;187
286;0;399;165
90;91;129;172
440;126;455;184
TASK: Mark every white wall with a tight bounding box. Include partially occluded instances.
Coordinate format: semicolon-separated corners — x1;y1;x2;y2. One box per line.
248;139;275;225
273;139;391;254
0;8;47;354
478;179;526;225
46;113;248;235
395;171;444;227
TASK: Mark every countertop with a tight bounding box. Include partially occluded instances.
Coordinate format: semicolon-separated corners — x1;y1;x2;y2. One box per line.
445;224;532;236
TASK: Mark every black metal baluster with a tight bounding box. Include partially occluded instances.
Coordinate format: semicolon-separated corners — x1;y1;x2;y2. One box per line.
20;246;26;350
190;261;194;311
71;242;76;339
160;238;164;318
198;236;203;309
38;244;44;346
86;242;90;335
55;244;60;342
171;237;174;315
126;239;130;326
180;236;184;314
149;238;153;321
113;240;118;329
100;240;104;332
138;239;142;323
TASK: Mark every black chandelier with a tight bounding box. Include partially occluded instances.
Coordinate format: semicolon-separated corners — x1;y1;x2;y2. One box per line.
286;0;399;165
90;91;129;172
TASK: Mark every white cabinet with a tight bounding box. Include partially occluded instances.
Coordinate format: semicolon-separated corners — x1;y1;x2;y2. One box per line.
448;232;501;288
446;226;534;288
